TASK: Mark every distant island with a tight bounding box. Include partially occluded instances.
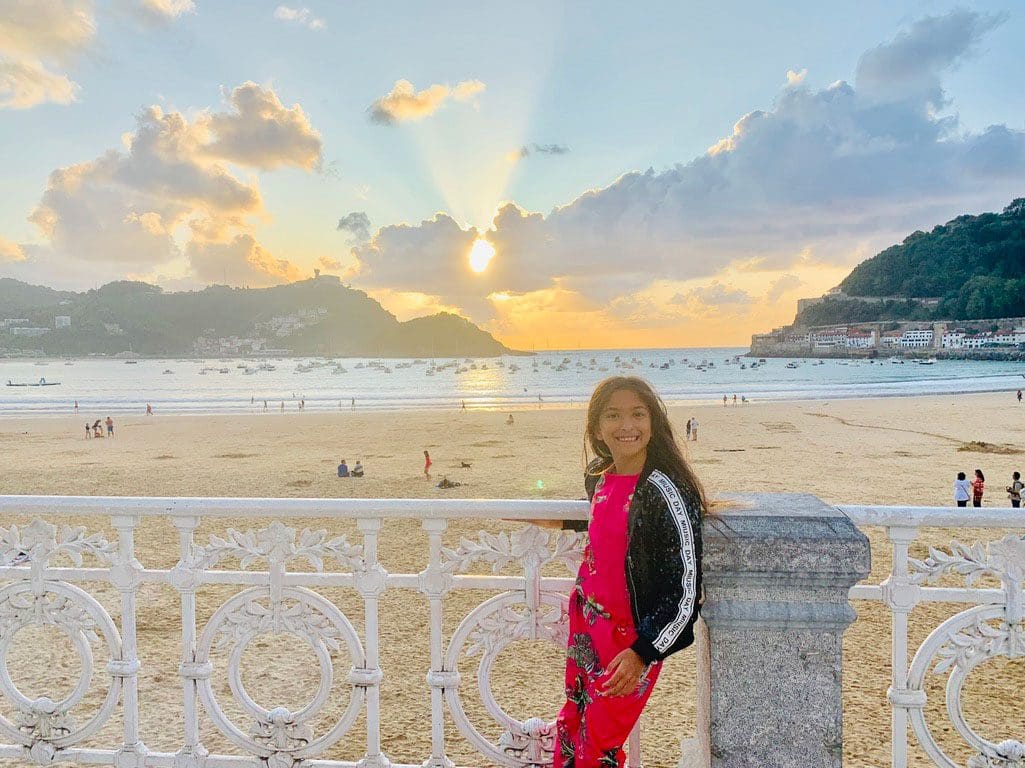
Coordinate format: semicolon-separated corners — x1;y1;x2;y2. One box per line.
752;198;1025;359
0;275;520;358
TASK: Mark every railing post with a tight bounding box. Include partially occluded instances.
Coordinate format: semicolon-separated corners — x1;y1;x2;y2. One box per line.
701;493;870;767
170;515;208;768
880;526;921;768
355;517;390;768
109;514;148;767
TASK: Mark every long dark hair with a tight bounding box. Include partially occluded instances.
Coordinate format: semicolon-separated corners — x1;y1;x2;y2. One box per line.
584;376;707;515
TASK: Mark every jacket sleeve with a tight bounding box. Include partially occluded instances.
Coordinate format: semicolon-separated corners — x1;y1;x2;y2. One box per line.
630;476;701;664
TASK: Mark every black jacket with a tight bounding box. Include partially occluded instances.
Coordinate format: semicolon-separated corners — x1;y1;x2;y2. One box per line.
565;460;702;664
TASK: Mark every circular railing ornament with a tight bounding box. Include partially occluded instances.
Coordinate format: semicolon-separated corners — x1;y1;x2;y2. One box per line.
443;590;569;768
0;581;123;760
906;535;1025;768
194;585;365;764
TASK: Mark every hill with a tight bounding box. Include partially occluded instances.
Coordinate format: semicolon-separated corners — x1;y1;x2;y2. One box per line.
795;198;1025;326
0;276;517;357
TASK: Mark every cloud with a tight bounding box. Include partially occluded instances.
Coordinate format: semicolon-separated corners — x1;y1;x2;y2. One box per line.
202;82;322;170
349;10;1025;330
0;60;77;108
317;255;342;271
368;78;485;124
670;282;752;310
855;9;1006;108
20;84;319;285
131;0;195;24
785;68;807;87
337;211;371;242
274;5;325;30
186;233;304;286
0;236;26;262
0;0;95;109
766;274;804;303
513;143;571;160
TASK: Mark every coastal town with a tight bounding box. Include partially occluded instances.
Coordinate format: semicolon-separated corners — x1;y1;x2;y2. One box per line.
751;292;1025;359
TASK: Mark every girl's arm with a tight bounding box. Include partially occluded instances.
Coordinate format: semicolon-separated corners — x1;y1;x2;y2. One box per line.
630;478;701;664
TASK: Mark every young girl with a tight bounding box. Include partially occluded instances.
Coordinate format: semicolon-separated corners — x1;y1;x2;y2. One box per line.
972;469;985;507
423;449;432;479
556;376;705;768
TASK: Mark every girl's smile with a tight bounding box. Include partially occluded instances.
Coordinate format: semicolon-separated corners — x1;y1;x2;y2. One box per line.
596;389;652;473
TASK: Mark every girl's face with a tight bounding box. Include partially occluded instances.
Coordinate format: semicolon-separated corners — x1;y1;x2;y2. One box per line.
595;388;652;468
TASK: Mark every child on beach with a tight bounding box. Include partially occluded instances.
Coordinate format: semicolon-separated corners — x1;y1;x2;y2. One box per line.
972;469;985;507
554;376;705;768
423;450;432;479
953;472;971;507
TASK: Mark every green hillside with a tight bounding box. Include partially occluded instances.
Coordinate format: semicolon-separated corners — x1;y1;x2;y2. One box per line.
796;198;1025;326
0;277;516;357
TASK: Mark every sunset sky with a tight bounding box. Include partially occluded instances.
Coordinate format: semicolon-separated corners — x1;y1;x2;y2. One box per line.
1;1;1024;348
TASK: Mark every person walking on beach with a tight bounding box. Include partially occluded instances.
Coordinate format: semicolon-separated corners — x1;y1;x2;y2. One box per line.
1007;471;1022;508
953;472;971;507
84;422;91;439
423;450;432;479
690;416;698;441
105;416;114;438
972;469;985;508
723;394;728;407
732;394;737;406
351;397;356;412
74;400;78;414
685;418;692;441
1018;389;1022;403
146;403;153;416
280;401;284;412
551;376;704;768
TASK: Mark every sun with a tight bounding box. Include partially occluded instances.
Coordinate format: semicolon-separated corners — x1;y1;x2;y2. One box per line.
468;238;495;273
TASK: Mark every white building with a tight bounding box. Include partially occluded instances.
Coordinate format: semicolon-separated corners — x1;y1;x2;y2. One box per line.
55;315;71;329
941;331;966;348
880;332;903;347
10;327;50;337
811;328;848;347
899;329;934;348
845;332;875;348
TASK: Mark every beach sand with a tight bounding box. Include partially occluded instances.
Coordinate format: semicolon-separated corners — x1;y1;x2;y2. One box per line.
2;392;1024;767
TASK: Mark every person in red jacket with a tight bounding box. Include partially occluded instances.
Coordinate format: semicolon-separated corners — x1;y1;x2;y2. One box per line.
972;469;985;507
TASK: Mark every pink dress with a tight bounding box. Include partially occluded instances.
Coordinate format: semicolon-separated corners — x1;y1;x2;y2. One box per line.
554;472;662;768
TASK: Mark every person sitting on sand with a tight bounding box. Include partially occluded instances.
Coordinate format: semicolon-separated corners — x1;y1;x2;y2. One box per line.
506;414;514;425
352;460;364;477
953;472;971;507
92;419;103;438
337;459;350;478
436;476;462;489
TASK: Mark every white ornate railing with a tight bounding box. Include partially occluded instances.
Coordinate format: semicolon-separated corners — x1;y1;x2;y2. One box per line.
0;496;647;768
839;506;1025;768
0;498;1021;768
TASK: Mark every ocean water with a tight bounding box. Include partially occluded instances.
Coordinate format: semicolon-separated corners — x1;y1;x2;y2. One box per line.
1;348;1023;415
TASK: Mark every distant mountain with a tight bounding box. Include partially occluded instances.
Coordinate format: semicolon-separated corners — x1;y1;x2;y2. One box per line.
795;198;1025;326
0;276;519;357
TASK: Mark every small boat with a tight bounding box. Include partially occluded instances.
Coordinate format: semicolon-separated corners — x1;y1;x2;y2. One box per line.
218;368;230;373
163;369;174;375
124;360;138;364
7;378;61;387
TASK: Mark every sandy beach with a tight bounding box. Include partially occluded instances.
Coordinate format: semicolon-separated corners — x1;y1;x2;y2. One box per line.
2;392;1024;767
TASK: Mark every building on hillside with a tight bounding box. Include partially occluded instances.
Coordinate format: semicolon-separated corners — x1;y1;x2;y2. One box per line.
845;330;876;348
55;315;71;329
899;329;933;348
1;319;29;330
810;327;848;348
879;331;903;347
104;323;124;335
10;327;50;337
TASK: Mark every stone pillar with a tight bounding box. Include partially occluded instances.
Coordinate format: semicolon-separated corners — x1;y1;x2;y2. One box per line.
701;493;870;768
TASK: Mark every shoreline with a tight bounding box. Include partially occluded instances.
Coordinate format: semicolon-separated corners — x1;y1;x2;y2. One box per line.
2;385;1022;420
